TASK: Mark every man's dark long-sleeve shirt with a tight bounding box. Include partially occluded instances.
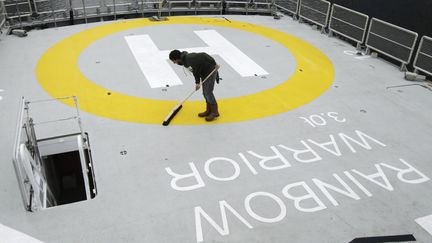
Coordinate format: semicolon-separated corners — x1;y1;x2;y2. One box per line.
181;52;217;84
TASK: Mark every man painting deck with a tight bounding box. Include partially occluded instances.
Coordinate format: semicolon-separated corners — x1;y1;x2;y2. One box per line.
169;50;220;122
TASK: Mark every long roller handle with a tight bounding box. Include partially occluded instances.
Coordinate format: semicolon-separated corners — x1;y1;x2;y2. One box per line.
162;64;220;123
178;64;220;106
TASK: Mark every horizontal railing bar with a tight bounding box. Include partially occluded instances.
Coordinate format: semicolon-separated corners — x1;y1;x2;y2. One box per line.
275;4;297;15
418;51;432;59
372;17;418;36
333;4;369;20
369;32;413;50
27;96;75;104
331;16;364;30
33;116;78;126
301;3;327;15
329;28;363;44
36;132;82;142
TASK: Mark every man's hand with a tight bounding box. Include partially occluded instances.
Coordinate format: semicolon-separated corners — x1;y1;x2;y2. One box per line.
195;83;201;91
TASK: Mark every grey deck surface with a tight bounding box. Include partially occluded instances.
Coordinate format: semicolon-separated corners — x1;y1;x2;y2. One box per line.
1;15;432;243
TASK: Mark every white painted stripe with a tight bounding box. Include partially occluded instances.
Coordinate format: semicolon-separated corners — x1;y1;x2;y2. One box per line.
0;223;44;243
416;214;432;235
125;30;268;89
194;30;268;77
125;35;184;89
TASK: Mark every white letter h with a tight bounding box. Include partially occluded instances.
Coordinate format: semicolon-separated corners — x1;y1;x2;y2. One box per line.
125;30;268;88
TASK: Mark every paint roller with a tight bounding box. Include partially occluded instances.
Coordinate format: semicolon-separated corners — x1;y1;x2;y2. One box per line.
162;64;220;126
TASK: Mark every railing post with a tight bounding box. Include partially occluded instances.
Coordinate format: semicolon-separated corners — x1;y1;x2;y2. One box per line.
72;96;87;145
14;0;23;29
81;0;87;23
140;0;144;17
68;0;74;25
113;0;116;20
49;0;57;27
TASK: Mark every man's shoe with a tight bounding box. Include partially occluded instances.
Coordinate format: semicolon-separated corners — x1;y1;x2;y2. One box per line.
198;103;210;117
205;104;220;122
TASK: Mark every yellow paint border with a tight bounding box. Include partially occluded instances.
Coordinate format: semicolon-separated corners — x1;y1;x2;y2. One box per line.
36;17;334;125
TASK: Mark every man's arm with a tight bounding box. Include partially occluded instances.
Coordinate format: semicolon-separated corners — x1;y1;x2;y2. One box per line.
193;67;202;84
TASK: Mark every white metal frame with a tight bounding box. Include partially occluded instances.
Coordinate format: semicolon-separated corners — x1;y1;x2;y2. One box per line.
12;96;96;211
12;97;31;211
298;0;330;28
413;36;432;76
366;18;418;70
77;135;91;200
18;144;47;210
329;4;368;48
12;97;57;211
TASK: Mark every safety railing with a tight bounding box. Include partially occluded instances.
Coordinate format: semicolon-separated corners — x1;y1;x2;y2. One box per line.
329;4;368;49
107;0;134;16
366;18;418;71
274;0;298;17
248;0;272;14
298;0;330;30
12;97;33;211
0;0;266;28
12;97;58;211
33;0;67;27
1;0;427;78
0;0;6;29
4;0;32;28
413;36;432;76
225;0;249;14
12;96;91;211
1;0;164;27
74;5;99;18
168;0;193;15
138;0;162;14
195;0;222;14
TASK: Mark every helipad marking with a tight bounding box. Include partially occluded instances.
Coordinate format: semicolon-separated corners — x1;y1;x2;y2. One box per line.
0;223;44;243
193;30;268;77
125;29;268;88
36;17;334;125
125;34;184;88
416;214;432;235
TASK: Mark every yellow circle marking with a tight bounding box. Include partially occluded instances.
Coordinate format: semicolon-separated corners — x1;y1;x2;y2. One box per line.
36;17;334;125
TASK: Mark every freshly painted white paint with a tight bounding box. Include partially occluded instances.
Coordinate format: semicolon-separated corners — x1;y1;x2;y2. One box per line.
416;214;432;235
125;30;268;88
0;223;44;243
125;35;184;88
193;30;268;77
